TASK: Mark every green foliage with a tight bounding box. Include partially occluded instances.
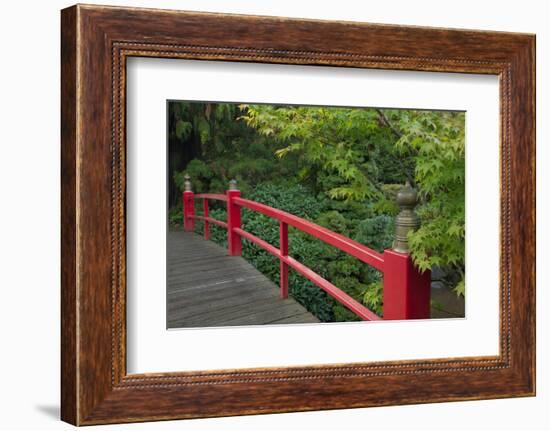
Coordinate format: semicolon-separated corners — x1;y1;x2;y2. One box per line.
174;159;214;193
171;102;291;198
240;184;334;321
175;119;192;140
247;182;324;221
243;105;403;201
362;281;384;316
389;110;466;292
242;105;465;295
354;214;394;253
372;184;401;216
168;101;466;323
168;204;183;227
454;279;465;296
315;211;349;236
353;215;394;315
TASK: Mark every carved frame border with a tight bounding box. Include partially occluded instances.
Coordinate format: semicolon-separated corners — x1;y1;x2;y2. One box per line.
61;5;535;425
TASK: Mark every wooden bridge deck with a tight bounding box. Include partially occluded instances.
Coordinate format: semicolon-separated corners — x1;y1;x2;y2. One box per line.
167;231;319;328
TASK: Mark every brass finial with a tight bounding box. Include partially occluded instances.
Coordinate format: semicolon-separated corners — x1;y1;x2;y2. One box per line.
392;181;420;253
184;174;192;192
229;179;238;190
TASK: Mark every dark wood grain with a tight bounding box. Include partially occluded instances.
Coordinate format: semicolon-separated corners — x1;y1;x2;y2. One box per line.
60;4;535;425
60;6;78;425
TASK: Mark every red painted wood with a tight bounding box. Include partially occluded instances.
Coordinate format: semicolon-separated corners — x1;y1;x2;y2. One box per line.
233;227;380;320
233;227;279;256
190;194;228;233
203;199;209;241
285;256;381;321
279;222;289;299
194;193;227;202
382;250;431;320
226;189;242;256
193;216;227;229
192;192;431;322
234;197;384;271
183;191;194;232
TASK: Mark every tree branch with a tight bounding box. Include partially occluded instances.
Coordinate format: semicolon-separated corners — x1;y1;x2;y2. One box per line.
376;109;402;138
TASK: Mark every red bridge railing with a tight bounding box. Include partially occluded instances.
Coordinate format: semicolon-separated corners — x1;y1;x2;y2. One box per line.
182;176;431;321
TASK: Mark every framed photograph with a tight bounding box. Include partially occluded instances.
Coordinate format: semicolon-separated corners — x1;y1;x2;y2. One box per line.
61;4;535;425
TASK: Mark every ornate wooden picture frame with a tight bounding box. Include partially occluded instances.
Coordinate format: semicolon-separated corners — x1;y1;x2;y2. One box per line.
61;4;535;425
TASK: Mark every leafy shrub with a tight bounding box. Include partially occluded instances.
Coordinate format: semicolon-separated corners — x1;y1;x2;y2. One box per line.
354;214;394;253
362;281;384;316
353;214;394;314
168;203;183;227
173;159;214;194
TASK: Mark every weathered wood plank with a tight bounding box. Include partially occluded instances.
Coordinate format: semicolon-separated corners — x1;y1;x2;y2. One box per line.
167;281;279;316
172;296;315;327
270;313;321;324
167;231;319;327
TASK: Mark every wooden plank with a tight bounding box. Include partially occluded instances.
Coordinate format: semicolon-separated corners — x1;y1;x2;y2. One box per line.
269;313;321;324
167;281;279;315
167;231;319;328
168;257;252;273
168;266;261;285
172;296;319;327
170;298;318;328
221;303;315;326
168;274;266;295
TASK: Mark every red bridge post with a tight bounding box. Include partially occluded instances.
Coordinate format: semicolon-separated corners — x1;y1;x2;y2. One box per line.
203;199;209;240
182;174;195;232
226;179;242;256
383;182;431;320
279;222;289;298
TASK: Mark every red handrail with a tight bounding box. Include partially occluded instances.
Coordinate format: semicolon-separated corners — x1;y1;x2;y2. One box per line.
187;193;228;241
194;193;227;202
232;227;380;321
182;183;431;322
231;198;385;320
194;215;228;229
234;197;384;271
184;190;381;320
